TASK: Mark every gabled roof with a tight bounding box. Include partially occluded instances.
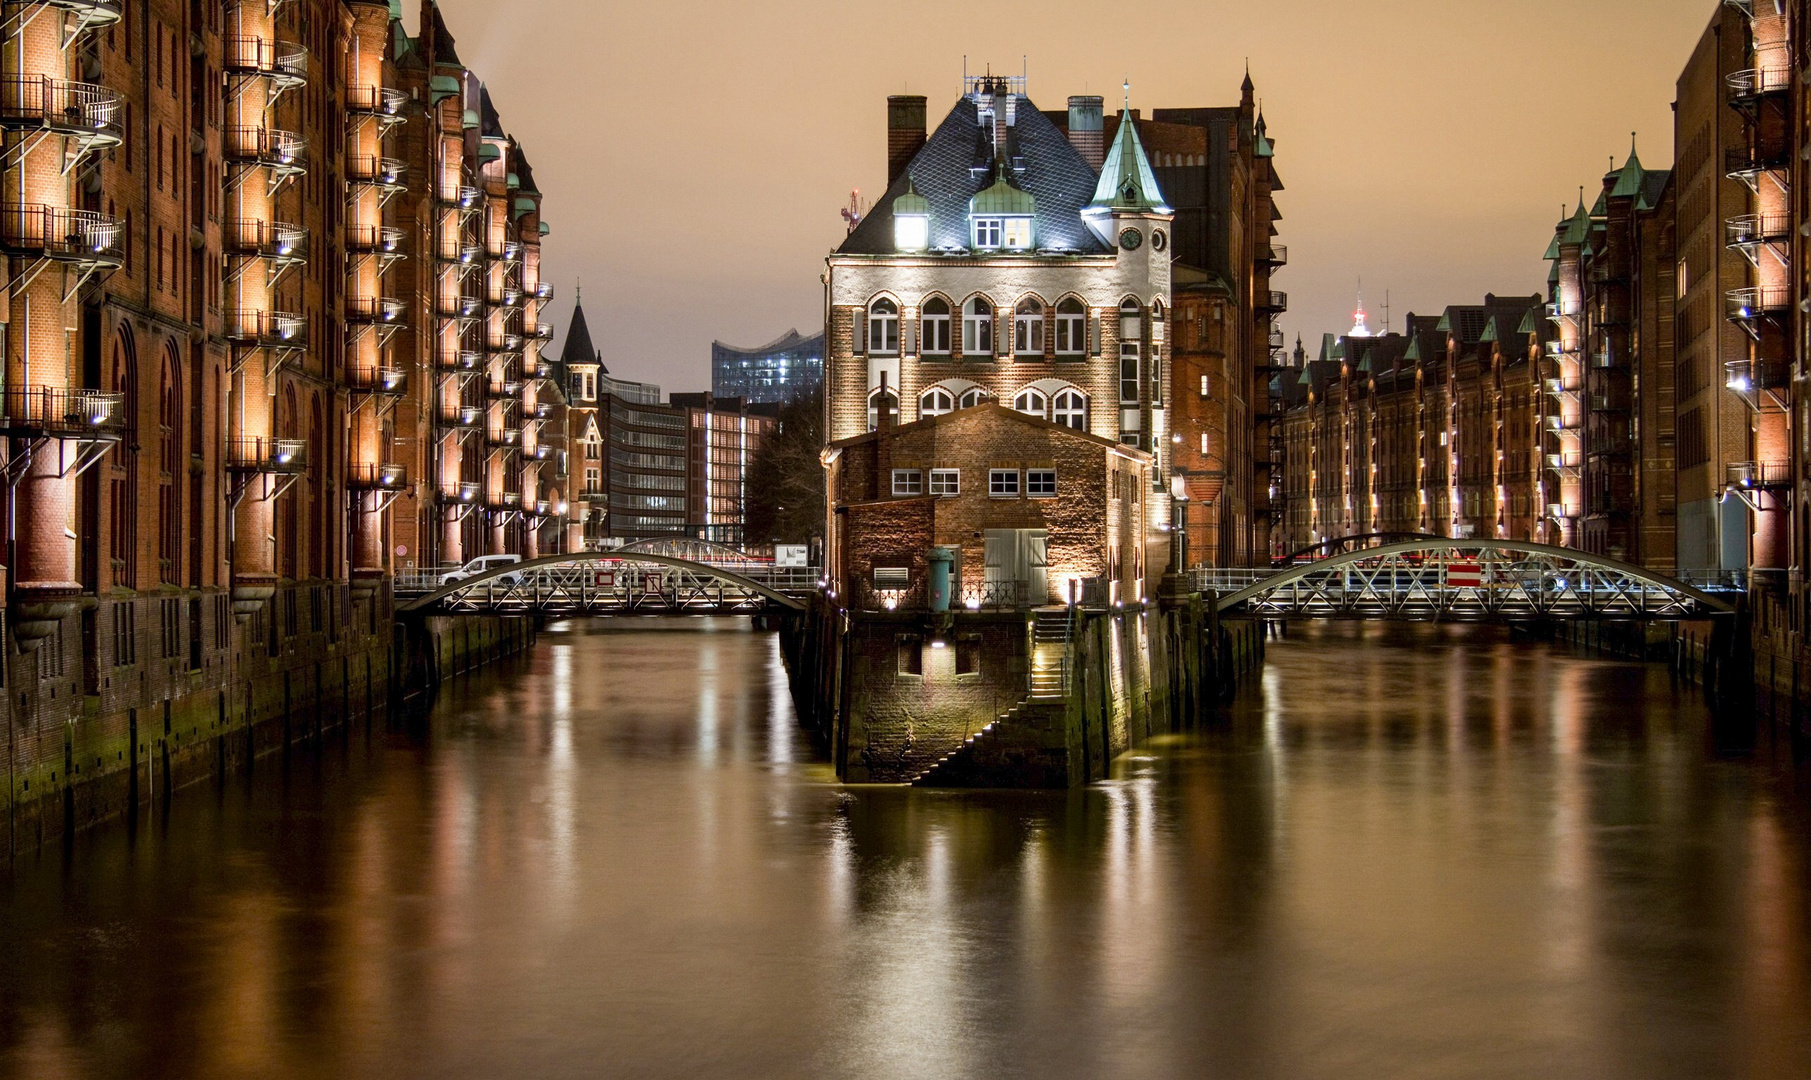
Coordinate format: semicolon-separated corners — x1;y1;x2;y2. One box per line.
839;95;1108;256
1089;110;1170;214
827;401;1148;457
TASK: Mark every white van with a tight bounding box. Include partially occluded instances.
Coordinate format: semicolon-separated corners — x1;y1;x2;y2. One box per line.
439;553;524;586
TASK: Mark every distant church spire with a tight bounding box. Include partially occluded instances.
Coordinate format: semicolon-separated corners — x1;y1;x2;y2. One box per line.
1349;278;1373;338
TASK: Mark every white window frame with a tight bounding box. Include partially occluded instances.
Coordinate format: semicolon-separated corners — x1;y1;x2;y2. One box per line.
1055;300;1086;356
929;468;960;496
868;299;899;355
1120;344;1141;404
891;469;923;496
1002;216;1032;250
1026;469;1057;498
921;299;952;355
919;388;954;419
963;298;993;355
973;216;1003;249
957;388;989;409
989;469;1021;498
1014;389;1048;419
1053;390;1087;430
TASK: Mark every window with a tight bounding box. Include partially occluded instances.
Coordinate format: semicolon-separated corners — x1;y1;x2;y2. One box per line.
920;388;953;418
897;634;923;676
921;298;951;354
1002;217;1032;250
867;390;899;432
1119;298;1143;341
1027;470;1057;498
973;216;1002;248
989;469;1021;497
963;297;993;354
1120;347;1141;403
1055;298;1086;355
1014;389;1047;419
1053;390;1087;430
1014;298;1044;355
1199;374;1209;398
868;298;899;355
892;469;923;496
930;469;960;496
958;388;989;409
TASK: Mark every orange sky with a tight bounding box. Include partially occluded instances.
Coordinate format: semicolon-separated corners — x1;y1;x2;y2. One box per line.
433;0;1717;390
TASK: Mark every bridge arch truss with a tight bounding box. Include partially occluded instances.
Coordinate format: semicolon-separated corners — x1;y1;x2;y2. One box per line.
397;551;811;618
1218;540;1737;620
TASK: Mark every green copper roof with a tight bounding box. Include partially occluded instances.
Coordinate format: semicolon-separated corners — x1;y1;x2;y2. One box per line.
1254;114;1273;159
1544;233;1561;260
506;171;520;189
1517;309;1540;335
1480;316;1504;344
461;108;479;129
1434;312;1451;332
1089;115;1171;214
1611;139;1646;199
970;164;1035;216
892;176;929;217
538;221;550;236
1404;336;1424;361
1560;199;1591;245
479;143;501;163
1590;189;1607;217
513;196;536;219
430;74;460;103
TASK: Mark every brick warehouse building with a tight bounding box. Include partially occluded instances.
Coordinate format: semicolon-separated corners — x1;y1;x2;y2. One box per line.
0;0;555;850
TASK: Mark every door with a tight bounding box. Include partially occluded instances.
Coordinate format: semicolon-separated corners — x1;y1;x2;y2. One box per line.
984;529;1049;606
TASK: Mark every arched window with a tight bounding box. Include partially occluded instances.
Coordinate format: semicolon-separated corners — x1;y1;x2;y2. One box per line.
309;394;325;578
1013;388;1048;419
1119;297;1143;339
957;387;989;409
919;388;954;419
1014;297;1044;355
1053;390;1088;430
279;385;299;579
921;297;951;355
867;298;899;355
1055;298;1086;356
962;297;993;355
157;351;180;583
867;389;899;432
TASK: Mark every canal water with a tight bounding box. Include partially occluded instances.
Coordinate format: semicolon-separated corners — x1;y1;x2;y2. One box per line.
2;620;1809;1079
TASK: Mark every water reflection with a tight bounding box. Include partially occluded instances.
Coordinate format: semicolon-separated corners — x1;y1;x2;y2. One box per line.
0;620;1807;1079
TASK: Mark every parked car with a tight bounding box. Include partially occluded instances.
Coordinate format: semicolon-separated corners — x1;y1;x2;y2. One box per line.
438;553;524;586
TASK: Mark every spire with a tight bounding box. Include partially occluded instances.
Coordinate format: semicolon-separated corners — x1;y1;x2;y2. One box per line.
1241;61;1255;105
560;290;605;374
1611;132;1647;198
1087;102;1171;215
1349;278;1373;338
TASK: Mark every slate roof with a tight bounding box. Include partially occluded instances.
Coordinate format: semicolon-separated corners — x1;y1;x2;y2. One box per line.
560;296;605;374
840;95;1111;255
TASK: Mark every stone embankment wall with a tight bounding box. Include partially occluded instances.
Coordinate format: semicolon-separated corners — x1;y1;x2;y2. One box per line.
2;586;531;860
780;589;1265;788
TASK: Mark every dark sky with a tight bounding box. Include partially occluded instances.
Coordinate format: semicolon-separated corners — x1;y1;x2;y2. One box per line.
432;0;1715;390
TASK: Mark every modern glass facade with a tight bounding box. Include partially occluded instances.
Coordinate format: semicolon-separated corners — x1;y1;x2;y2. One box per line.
711;330;825;404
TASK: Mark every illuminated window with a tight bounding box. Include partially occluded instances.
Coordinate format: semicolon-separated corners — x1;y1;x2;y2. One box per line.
1014;388;1048;418
1002;217;1032;249
919;388;954;418
973;216;1002;248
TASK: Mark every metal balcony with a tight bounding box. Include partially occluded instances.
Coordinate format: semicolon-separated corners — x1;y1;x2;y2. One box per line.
487;332;525;354
346;463;409;490
489;284;524;308
439;481;483;505
487;427;522;451
1256;290;1288;314
225;37;309;89
1727;213;1791;251
346;366;406;396
347;295;407;326
1728;66;1790;102
437;349;483;373
41;0;122;34
0;386;123;439
1726;286;1790;323
0;203;122;267
346;154;406;190
0;75;122;149
1726;358;1790;410
532;357;554;379
345;223;405;255
531;321;554;342
1546;414;1580;432
497;240;523;265
1543;377;1582;396
1728;461;1790;490
488;491;523;512
1546;502;1579;521
528;445;554;463
531;400;556;421
438;292;482;318
228;309;307;349
1545;453;1582;475
346;85;408;122
489;376;525;398
1257;243;1287;267
533;282;555;301
226;126;306;176
446;405;484;431
1725;146;1788;186
438;184;481;210
226;218;307;262
226;437;307;474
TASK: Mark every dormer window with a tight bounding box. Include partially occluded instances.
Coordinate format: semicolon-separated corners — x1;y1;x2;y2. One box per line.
973;216;1031;251
1001;217;1032;249
974;216;1003;249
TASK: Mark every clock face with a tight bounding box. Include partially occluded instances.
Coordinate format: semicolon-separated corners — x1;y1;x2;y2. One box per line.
1151;229;1168;252
1119;228;1144;251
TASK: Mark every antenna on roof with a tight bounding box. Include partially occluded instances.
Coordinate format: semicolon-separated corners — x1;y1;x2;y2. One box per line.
1382;290;1391;335
1123;77;1131;112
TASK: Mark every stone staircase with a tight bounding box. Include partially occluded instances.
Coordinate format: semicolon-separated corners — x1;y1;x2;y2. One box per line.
1030;606;1071;701
911;705;1017;787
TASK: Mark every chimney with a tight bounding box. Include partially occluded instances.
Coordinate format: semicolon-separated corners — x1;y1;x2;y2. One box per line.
1067;95;1104;171
887;96;927;186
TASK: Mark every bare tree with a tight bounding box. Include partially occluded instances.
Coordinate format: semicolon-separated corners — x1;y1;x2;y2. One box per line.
744;388;825;545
